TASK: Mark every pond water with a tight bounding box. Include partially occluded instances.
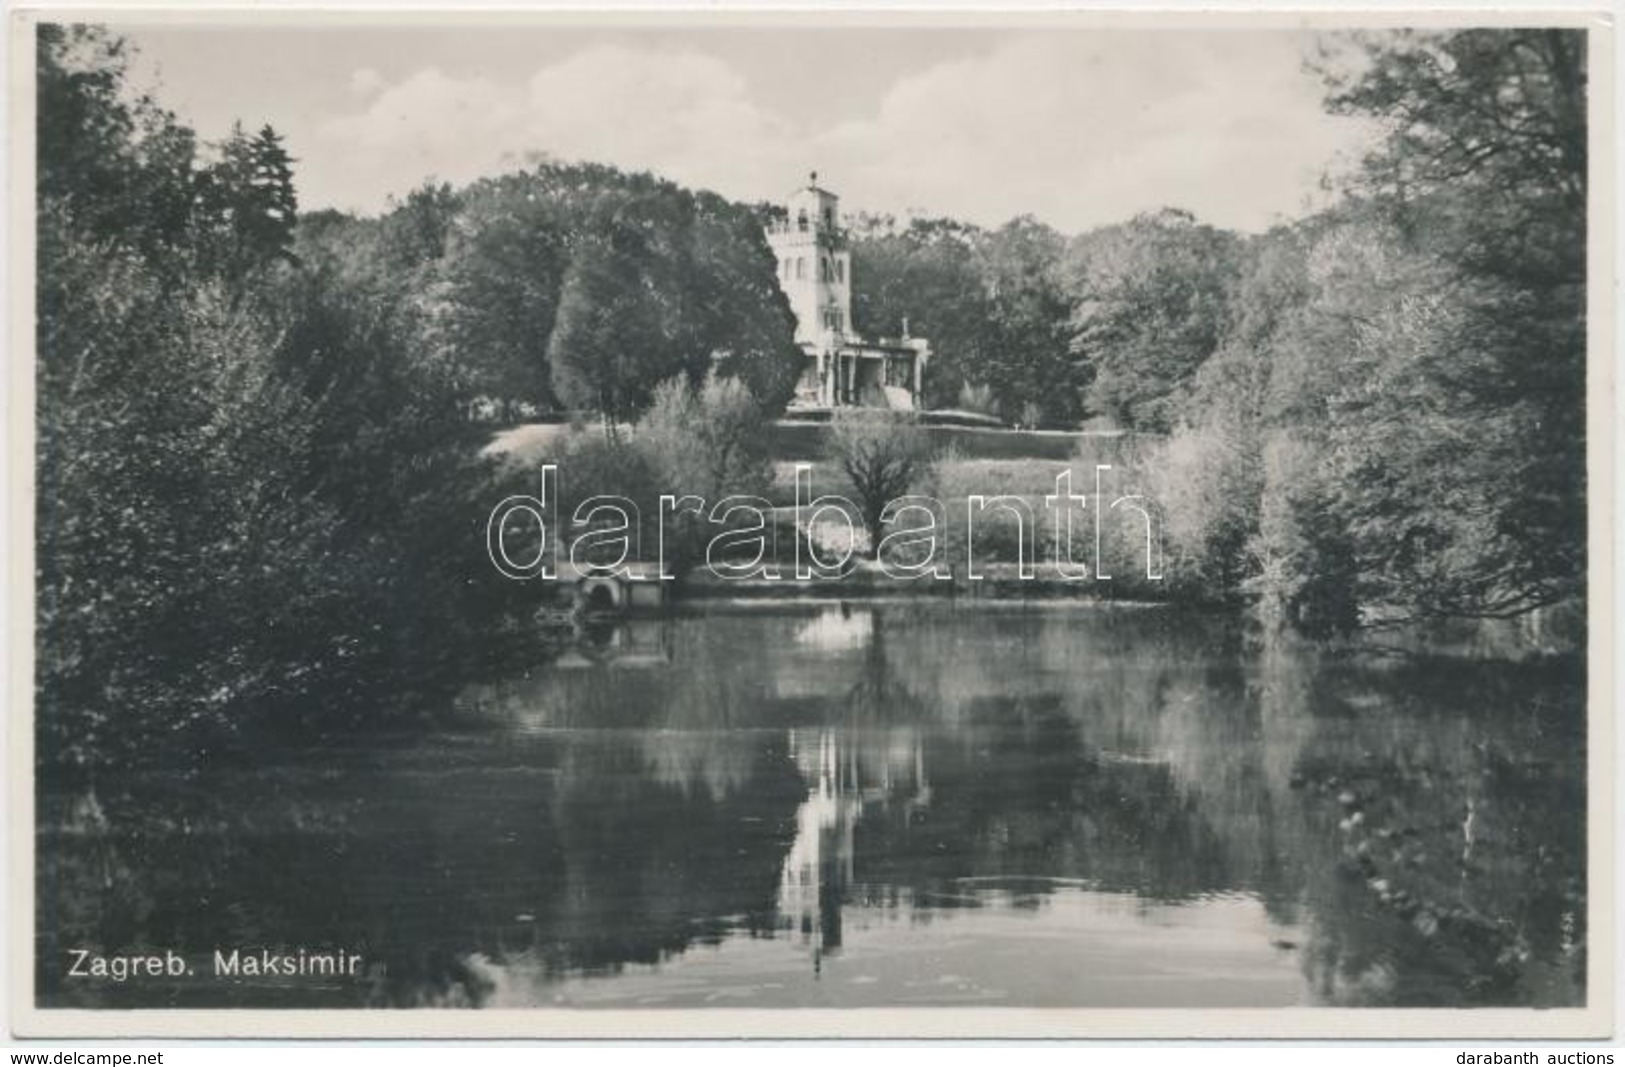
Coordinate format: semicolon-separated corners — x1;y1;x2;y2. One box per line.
37;601;1586;1010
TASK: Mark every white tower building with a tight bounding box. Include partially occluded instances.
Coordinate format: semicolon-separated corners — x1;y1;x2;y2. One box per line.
766;176;853;346
765;173;928;410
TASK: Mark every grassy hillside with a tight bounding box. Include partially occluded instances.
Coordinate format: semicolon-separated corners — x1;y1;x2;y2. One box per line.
487;419;1150;466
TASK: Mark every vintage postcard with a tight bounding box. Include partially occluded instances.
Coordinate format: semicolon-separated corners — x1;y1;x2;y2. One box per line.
7;5;1615;1040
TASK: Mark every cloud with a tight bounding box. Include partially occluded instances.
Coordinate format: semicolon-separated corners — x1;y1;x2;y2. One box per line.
348;67;384;97
313;33;1372;231
811;33;1372;232
328;68;513;148
318;45;801;208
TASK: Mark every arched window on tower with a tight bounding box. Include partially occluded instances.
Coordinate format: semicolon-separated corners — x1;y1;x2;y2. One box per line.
834;259;845;283
795;258;805;280
797;210;809;232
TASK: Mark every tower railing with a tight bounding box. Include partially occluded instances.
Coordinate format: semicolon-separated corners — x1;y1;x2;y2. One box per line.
764;220;849;245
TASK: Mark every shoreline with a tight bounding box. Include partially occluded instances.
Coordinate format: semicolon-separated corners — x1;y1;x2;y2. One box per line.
672;559;1171;602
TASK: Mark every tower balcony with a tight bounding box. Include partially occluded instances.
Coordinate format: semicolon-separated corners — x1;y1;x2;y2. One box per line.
764;220;849;247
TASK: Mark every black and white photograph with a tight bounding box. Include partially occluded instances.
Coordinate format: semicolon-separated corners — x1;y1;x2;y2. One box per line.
8;6;1612;1040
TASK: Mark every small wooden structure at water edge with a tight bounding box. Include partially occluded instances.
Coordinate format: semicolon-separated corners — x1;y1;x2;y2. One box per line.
550;559;669;615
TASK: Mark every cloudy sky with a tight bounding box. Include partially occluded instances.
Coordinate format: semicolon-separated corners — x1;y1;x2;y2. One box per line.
120;21;1379;234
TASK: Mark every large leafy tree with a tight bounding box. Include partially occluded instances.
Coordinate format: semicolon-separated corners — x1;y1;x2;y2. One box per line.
547;213;672;426
1067;209;1239;432
1314;28;1588;617
850;214;1082;425
426;167;798;423
684;190;803;411
428;175;570;414
1323;30;1584;247
849;216;994;411
979;217;1082;427
1151;29;1589;626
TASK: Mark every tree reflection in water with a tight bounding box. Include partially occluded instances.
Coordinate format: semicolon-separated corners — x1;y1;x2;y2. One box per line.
37;603;1584;1009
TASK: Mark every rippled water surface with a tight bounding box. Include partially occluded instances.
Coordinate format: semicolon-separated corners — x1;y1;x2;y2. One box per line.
38;602;1586;1009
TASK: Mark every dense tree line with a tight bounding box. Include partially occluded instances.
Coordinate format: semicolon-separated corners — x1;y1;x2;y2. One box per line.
36;25;514;773
34;26;799;773
847;207;1239;432
848;214;1079;426
1151;29;1586;629
298;165;801;425
848;28;1587;629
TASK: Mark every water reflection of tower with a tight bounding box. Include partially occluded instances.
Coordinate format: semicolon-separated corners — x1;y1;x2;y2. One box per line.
777;725;932;971
777;606;934;971
780;730;859;961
